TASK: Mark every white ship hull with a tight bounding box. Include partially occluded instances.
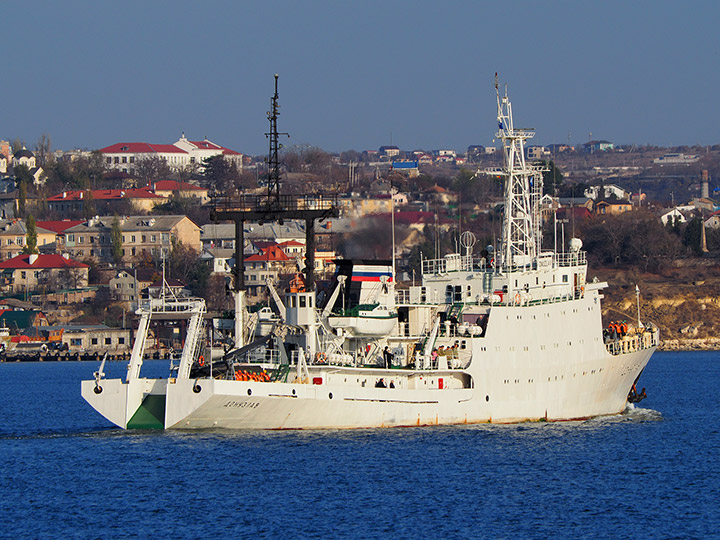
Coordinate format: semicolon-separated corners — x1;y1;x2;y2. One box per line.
81;294;656;429
81;347;653;430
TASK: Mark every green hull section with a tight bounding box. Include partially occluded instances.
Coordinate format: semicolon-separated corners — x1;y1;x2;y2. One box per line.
127;394;166;429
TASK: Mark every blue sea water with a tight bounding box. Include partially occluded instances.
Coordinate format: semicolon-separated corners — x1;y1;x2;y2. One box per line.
1;352;719;540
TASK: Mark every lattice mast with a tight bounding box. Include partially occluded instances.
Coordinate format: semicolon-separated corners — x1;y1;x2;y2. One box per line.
266;74;289;208
495;75;545;268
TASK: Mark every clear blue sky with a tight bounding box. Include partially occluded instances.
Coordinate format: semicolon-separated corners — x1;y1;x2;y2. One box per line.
3;1;719;155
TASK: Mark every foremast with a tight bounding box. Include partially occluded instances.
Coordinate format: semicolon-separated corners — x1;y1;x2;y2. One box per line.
495;76;546;269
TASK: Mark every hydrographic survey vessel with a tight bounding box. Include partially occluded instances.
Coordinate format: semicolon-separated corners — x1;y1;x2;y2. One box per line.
82;79;658;429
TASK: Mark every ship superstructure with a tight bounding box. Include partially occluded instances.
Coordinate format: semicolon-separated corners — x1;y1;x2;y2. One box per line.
82;79;658;430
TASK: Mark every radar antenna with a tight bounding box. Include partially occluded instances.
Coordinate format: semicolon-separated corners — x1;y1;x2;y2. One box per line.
494;75;546;269
265;74;289;209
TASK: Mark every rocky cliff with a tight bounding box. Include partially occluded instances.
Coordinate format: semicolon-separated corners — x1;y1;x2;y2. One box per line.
592;260;720;351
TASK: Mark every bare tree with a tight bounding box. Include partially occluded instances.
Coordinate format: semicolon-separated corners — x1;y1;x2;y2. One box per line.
35;133;52;167
134;156;172;187
10;138;25;154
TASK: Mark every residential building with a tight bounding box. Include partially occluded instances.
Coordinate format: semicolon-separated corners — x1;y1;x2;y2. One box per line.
660;208;689;226
109;268;155;308
244;245;291;297
57;324;131;353
653;153;700;165
201;222;306;251
583;140;614;152
36;220;84;254
63;215;201;263
47;187;166;214
150;180;210;203
379;145;400;158
0;219;57;260
391;161;419;177
595;200;632;215
584;184;628;201
704;210;720;229
526;146;550;160
200;248;235;274
0;253;89;292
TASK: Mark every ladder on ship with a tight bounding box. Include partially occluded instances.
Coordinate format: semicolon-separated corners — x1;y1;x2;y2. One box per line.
447;303;462;321
178;304;206;379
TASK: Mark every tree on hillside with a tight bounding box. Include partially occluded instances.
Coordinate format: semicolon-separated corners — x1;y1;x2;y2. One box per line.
134;156;172;187
10;138;25;154
167;241;209;297
14;164;33;218
203;155;240;195
35;133;52;167
110;216;123;264
683;216;703;255
23;215;38;254
580;211;682;270
542;160;563;195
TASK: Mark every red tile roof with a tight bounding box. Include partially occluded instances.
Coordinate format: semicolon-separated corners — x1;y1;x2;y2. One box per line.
190;140;241;156
190;140;221;150
245;245;290;262
0;253;88;269
36;220;85;233
152;180;205;191
47;187;164;201
99;142;187;154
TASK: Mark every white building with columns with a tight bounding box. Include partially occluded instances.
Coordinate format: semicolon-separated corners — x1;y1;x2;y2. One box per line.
99;134;243;174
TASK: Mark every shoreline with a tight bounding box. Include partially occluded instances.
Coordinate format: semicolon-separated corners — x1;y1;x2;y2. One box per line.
659;339;720;351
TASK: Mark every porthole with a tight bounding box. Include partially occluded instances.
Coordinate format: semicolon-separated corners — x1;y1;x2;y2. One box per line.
329;392;333;399
247;388;252;396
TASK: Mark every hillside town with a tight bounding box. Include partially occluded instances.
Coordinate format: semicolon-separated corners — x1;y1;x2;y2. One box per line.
1;131;720;357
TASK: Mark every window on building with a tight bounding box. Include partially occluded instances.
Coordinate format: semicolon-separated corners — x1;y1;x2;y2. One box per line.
130;157;134;163
114;157;119;164
131;235;136;243
151;235;156;242
119;337;125;345
20;271;26;279
106;157;112;164
71;338;82;346
122;157;127;163
91;338;98;345
105;338;112;345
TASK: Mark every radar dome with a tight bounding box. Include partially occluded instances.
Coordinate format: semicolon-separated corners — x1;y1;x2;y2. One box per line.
569;238;583;252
